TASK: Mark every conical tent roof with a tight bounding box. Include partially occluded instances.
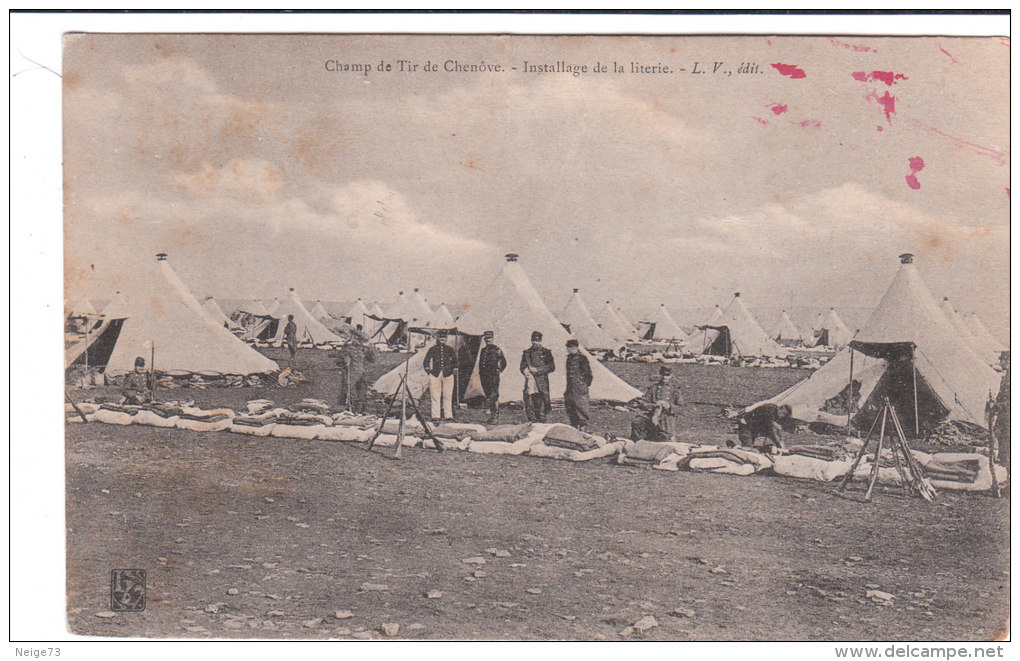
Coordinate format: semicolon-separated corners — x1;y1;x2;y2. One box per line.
815;307;853;349
705;305;723;325
370;302;386;317
373;254;641;403
559;289;622;351
770;310;803;343
615;306;638;335
345;298;370;322
310;300;330;322
272;288;343;344
753;254;999;428
411;289;437;327
598;300;638;343
965;313;1007;354
243;299;270;316
106;254;278;376
434;303;457;329
940;297;995;364
67;296;97;317
265;298;281;316
694;294;786;357
102;292;131;319
202;296;240;330
649;304;688;341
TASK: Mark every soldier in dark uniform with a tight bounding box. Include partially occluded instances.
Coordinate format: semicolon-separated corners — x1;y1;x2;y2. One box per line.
283;314;298;360
990;351;1010;471
335;325;376;414
121;356;153;405
423;331;458;421
630;365;684;441
736;402;791;453
520;330;555;422
478;331;507;424
564;338;593;431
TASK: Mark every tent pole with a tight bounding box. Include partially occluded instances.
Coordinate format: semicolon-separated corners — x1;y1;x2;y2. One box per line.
911;344;920;437
847;346;855;433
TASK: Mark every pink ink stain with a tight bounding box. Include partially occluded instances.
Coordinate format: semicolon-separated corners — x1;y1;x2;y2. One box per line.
769;103;788;115
1006;188;1011;197
905;157;925;190
828;37;878;54
866;90;897;123
771;63;806;79
798;119;822;128
877;125;883;132
852;70;908;86
938;45;958;64
751;116;769;126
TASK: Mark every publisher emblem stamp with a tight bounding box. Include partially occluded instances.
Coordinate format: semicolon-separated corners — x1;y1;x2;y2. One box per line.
110;569;146;612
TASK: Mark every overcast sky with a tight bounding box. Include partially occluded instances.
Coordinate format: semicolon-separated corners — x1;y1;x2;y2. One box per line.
63;34;1010;334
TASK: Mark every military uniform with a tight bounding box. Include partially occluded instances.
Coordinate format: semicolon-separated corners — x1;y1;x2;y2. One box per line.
564;352;593;431
478;340;507;422
424;340;458;420
630;378;683;441
121;370;153;405
284;319;298;359
520;344;555;422
736;403;785;450
336;337;376;414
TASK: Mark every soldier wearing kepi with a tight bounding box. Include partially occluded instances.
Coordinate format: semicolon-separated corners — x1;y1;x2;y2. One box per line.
423;331;458;421
335;325;376;414
564;338;593;431
520;330;555;423
630;365;684;441
478;331;507;424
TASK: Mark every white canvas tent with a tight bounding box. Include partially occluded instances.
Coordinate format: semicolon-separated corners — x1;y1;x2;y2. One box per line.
202;296;240;330
811;307;853;349
691;293;786;357
101;292;131;320
597;300;638;343
373;254;642;404
965;313;1007;355
615;305;639;336
940;297;996;365
411;289;438;327
243;299;270;316
385;290;431;326
105;253;279;376
434;303;457;329
265;298;281;317
344;298;371;324
271;288;343;345
643;304;688;342
310;300;330;322
559;289;623;351
752;253;1000;431
66;296;97;317
770;310;804;345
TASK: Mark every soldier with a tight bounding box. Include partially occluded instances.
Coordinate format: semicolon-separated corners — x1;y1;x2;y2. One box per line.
283;314;298;360
121;356;153;405
735;402;791;453
630;365;684;441
478;331;507;424
564;338;593;431
520;330;555;423
335;325;375;414
423;331;458;421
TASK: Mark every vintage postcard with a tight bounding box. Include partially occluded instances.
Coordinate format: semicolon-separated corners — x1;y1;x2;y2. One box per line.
61;32;1009;642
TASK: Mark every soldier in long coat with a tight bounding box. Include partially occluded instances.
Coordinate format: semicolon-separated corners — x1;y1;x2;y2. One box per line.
520;330;555;423
564;339;593;431
478;331;507;424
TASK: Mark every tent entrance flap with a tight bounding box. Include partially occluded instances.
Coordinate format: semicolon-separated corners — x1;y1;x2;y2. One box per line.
700;325;732;356
848;341;949;438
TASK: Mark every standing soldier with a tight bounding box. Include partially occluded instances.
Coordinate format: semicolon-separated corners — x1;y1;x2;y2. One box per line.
563;339;593;431
478;331;507;424
335;324;376;414
520;330;555;423
283;314;298;361
630;365;684;441
423;331;458;421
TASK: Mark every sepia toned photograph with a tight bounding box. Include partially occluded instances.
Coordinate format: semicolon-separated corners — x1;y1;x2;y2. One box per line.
59;29;1008;643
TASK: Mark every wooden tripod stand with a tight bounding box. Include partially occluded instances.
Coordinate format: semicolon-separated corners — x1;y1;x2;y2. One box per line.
367;360;444;459
837;397;937;502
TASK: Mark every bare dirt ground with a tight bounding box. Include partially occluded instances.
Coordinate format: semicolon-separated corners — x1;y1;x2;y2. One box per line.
66;348;1009;640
